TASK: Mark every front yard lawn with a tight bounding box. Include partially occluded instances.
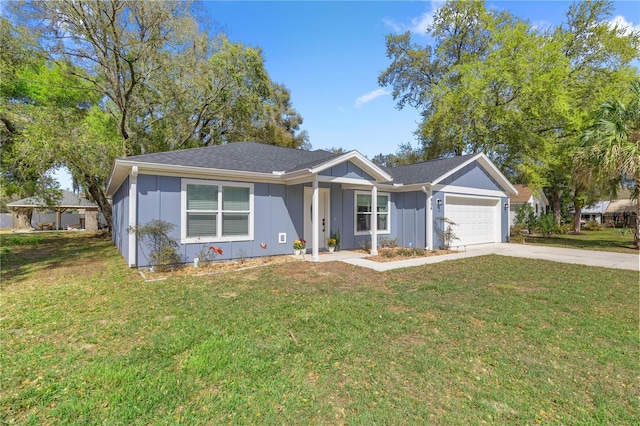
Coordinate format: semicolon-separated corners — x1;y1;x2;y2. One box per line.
1;232;638;424
513;227;638;254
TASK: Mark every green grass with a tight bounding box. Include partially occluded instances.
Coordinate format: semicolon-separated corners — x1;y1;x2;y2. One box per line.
515;227;638;254
1;233;638;424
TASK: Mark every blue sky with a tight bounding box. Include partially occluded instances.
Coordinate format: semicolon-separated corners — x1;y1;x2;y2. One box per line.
54;1;639;190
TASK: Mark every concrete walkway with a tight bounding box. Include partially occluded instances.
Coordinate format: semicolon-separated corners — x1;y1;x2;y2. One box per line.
304;244;639;272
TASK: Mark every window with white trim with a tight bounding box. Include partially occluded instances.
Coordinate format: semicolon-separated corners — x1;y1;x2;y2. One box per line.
354;191;390;234
182;179;253;242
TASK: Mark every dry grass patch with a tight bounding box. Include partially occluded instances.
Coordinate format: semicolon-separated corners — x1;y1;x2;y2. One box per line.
365;247;456;262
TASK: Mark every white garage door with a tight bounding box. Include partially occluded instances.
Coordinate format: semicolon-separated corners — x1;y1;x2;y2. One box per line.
445;196;500;246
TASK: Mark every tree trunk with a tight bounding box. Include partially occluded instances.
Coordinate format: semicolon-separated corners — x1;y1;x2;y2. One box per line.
635;189;640;250
14;208;33;229
573;203;582;234
550;188;562;225
84;174;113;234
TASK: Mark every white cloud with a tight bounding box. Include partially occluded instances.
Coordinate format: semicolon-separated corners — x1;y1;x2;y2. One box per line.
383;1;444;36
608;15;640;36
354;89;390;108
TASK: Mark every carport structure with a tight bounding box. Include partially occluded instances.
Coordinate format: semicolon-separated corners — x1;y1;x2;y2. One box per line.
7;190;99;231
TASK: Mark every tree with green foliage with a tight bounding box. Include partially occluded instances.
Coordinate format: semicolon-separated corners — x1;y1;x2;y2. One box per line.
378;0;639;226
576;79;640;248
4;1;309;231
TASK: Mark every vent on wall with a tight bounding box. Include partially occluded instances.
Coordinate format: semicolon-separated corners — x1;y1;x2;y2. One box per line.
278;233;286;244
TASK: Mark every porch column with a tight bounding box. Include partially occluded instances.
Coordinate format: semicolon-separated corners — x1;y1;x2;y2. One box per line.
371;185;378;256
312;176;320;262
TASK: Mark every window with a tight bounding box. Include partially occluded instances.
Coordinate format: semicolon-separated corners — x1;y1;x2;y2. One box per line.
354;191;390;234
182;179;253;242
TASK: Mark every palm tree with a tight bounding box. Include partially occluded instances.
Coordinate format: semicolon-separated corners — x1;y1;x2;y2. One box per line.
576;79;640;248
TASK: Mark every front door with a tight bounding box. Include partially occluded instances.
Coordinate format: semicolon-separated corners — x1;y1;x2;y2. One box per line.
304;187;330;251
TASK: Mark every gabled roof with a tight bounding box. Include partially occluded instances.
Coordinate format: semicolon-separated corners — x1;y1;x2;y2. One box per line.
606;199;637;213
386;153;518;196
106;143;516;197
106;142;392;195
510;185;534;203
123;142;340;173
7;190;98;209
385;155;474;185
510;185;547;205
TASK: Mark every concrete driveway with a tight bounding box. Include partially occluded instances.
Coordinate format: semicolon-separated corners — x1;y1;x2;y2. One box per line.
322;244;639;272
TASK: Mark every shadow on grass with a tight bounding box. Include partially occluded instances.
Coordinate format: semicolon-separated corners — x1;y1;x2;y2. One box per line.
0;231;115;286
521;229;637;254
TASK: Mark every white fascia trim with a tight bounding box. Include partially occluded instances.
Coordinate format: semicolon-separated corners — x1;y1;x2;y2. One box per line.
431;153;518;196
432;184;508;198
316;175;377;186
309;151;393;182
132;161;280;181
386;183;433;193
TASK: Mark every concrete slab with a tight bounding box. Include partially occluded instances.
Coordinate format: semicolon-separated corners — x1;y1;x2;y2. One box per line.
302;244;639;272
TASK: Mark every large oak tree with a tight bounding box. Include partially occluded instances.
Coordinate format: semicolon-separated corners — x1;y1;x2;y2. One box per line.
3;1;309;231
379;0;639;227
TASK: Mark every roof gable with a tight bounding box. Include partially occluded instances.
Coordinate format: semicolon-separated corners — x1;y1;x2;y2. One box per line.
387;154;517;196
386;155;474;185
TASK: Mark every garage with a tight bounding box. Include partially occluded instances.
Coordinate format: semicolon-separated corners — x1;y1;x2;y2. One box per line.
444;196;500;246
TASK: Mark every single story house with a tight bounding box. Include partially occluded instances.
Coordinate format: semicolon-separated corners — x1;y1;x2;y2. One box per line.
105;142;518;267
581;201;610;224
509;184;549;227
605;199;638;227
7;190;100;231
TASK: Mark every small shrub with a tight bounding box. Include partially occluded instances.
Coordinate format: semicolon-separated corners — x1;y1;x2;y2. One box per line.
537;213;558;236
584;220;603;231
615;222;625;229
128;220;182;271
359;239;371;252
236;248;247;264
436;217;459;250
330;230;341;250
515;203;537;231
395;247;424;257
378;237;399;248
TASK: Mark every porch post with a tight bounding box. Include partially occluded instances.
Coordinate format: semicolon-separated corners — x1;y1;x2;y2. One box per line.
312;176;320;262
371;185;378;256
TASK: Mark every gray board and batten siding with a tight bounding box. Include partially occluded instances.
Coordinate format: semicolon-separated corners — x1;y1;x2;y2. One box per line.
107;143;516;267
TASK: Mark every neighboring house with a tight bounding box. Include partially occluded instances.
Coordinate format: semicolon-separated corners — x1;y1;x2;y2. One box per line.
106;142;518;267
581;201;610;224
7;190;100;231
605;199;638;227
509;185;549;227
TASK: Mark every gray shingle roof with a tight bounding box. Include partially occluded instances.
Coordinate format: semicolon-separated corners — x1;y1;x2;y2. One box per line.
124;142;340;173
385;155;475;184
7;190;98;208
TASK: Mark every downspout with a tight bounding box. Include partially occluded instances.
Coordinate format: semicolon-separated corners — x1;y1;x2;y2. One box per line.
128;166;138;267
422;186;432;250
